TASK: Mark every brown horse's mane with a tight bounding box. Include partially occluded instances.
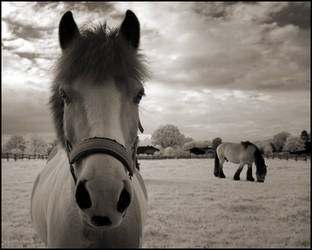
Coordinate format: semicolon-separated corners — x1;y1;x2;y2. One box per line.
49;22;149;148
241;141;266;175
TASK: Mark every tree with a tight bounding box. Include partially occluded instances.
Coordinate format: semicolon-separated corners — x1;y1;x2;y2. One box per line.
212;137;222;149
3;135;26;153
255;140;273;155
47;139;59;156
151;124;185;149
183;137;194;144
283;136;305;153
10;148;23;154
300;130;310;142
300;130;311;153
163;146;175;156
271;131;291;152
24;136;48;155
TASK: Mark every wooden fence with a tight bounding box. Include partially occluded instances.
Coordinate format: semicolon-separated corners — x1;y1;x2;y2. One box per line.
137;152;310;161
1;153;48;161
1;152;310;162
264;152;310;161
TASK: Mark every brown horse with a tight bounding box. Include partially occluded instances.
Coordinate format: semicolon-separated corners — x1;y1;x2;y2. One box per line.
31;10;149;247
214;141;267;182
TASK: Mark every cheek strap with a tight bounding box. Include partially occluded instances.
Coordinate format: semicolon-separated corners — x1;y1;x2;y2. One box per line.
139;119;144;133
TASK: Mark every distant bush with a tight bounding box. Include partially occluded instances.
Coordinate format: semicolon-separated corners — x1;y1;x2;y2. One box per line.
255;140;273;155
3;135;26;153
283;136;305;153
10;148;23;154
271;131;291;152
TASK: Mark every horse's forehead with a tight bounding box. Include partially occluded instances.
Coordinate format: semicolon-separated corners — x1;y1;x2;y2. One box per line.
68;79;126;145
68;76;141;96
71;78;123;118
72;78;114;93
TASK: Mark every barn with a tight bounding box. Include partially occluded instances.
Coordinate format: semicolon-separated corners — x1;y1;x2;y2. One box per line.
187;146;215;155
137;146;160;155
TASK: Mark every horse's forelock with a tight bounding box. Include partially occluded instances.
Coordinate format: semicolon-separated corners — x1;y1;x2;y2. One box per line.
54;23;149;88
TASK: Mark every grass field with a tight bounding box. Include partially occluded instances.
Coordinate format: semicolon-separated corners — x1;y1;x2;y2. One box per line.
1;158;310;248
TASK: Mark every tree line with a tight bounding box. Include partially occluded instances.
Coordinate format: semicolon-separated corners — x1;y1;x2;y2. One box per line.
150;124;310;156
2;135;57;156
2;128;310;158
254;130;311;155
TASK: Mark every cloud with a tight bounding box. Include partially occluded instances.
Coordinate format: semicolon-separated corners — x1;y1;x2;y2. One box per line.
140;2;309;93
2;88;54;135
1;2;310;143
266;2;311;30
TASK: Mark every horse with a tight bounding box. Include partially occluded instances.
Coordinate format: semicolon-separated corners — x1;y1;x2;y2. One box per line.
214;141;267;182
31;10;149;248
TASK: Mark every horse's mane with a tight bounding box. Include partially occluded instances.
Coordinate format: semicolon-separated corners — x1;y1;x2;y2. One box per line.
50;23;149;148
241;141;266;174
241;140;252;149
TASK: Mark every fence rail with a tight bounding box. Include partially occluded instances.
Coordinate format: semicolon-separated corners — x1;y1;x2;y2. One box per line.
137;154;213;160
1;153;48;161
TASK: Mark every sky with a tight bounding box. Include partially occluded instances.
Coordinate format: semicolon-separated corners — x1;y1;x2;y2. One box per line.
1;1;311;145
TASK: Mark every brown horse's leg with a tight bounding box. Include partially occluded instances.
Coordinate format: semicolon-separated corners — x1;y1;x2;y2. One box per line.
246;164;254;181
234;163;244;180
219;159;226;178
214;152;220;177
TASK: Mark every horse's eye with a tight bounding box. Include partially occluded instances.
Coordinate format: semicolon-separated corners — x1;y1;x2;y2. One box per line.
134;89;145;104
59;88;71;104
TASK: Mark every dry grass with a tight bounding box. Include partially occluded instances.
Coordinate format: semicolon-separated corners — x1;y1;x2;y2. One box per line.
1;159;46;248
1;158;310;248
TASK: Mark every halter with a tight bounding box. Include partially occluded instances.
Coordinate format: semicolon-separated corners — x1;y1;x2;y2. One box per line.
65;122;144;184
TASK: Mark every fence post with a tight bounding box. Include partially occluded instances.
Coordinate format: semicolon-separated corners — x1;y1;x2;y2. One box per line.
6;152;9;161
295;154;298;161
14;154;17;161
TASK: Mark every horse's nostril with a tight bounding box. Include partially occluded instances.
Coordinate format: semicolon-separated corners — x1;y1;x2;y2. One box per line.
91;216;112;226
75;180;92;210
117;187;131;213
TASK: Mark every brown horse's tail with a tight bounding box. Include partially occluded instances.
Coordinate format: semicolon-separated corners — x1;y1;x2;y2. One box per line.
214;149;220;177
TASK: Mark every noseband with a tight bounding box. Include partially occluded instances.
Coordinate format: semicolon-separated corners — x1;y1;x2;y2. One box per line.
65;123;143;184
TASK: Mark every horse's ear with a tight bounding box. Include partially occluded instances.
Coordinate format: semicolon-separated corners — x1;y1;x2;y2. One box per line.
59;11;80;50
119;10;140;49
